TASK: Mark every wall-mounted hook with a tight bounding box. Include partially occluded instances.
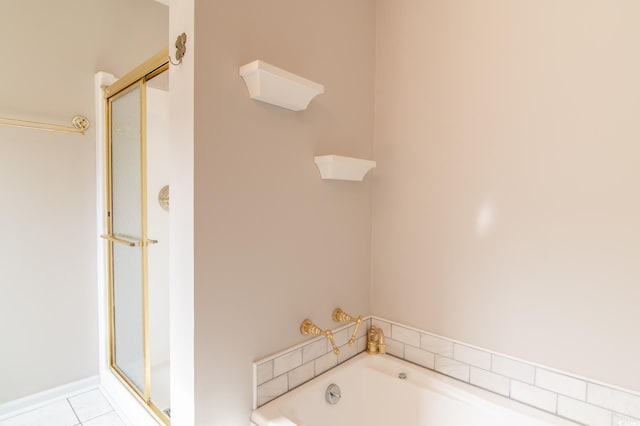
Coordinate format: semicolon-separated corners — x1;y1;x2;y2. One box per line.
170;33;187;66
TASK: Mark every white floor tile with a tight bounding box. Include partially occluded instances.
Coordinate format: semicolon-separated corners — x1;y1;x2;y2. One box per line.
68;390;113;423
0;400;79;426
81;412;125;426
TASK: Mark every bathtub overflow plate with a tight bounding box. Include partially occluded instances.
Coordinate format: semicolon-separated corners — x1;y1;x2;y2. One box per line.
325;383;341;405
399;372;407;380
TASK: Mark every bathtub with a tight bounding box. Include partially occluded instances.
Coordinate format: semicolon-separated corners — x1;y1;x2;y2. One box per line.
251;353;578;426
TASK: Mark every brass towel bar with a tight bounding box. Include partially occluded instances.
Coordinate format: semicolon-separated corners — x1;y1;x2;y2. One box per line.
100;234;158;247
0;115;90;135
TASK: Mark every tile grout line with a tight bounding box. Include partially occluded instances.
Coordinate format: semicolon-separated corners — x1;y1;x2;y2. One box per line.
66;398;82;425
69;390;119;426
585;381;589;404
78;410;117;425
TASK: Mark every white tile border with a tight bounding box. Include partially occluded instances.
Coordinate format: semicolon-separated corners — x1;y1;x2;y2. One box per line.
454;344;492;370
252;318;372;409
492;354;536;384
558;396;613;426
588;384;640;420
537;369;587;401
253;320;367;366
435;354;470;382
252;316;640;426
470;367;510;397
511;380;558;413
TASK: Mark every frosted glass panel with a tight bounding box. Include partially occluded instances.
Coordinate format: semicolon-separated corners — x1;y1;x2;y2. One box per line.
111;87;142;238
110;86;144;393
113;244;144;391
146;78;171;412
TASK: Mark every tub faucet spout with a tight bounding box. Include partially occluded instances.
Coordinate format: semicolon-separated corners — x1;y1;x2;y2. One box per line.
366;325;386;355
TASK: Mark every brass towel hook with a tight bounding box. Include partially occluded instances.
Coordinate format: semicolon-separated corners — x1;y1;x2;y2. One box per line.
169;33;187;66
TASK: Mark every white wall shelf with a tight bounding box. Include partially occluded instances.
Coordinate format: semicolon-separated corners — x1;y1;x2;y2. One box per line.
239;60;324;111
313;155;376;182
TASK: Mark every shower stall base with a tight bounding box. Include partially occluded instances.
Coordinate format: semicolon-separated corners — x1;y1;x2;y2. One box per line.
151;361;170;417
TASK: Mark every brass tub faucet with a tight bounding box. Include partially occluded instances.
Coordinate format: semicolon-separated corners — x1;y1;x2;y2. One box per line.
332;308;362;347
300;319;340;355
366;325;386;355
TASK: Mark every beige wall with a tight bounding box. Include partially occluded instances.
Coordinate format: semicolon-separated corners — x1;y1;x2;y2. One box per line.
372;0;640;392
192;0;376;423
0;0;167;404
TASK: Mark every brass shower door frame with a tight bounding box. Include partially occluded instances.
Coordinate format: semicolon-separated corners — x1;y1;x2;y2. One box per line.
103;48;169;425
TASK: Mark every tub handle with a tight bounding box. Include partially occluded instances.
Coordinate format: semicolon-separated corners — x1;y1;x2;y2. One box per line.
300;319;340;355
332;308;362;347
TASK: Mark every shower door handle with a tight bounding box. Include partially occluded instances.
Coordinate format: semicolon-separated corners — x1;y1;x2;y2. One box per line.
100;234;158;247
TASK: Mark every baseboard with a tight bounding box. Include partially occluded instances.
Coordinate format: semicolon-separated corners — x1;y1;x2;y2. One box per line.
0;375;99;420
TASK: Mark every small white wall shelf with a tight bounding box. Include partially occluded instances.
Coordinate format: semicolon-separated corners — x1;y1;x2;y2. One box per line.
314;155;376;182
239;60;324;111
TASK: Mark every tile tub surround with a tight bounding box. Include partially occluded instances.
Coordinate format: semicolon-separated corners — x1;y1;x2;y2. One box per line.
253;318;371;407
253;317;640;426
374;317;640;426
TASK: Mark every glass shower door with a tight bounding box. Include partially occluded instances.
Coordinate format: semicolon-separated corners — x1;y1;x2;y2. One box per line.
102;50;170;425
108;82;147;395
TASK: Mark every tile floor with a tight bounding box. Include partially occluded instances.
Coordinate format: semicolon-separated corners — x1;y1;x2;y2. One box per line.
0;389;125;426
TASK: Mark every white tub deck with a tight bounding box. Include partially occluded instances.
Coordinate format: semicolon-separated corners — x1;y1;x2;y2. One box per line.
251;353;579;426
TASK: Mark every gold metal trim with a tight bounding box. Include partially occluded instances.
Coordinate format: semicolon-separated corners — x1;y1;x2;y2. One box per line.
105;84;115;389
149;401;171;426
111;364;145;400
140;77;151;404
158;185;170;212
104;48;169;99
100;234;157;248
146;64;169;83
332;308;362;347
300;319;340;355
366;325;386;355
105;80;146;396
103;48;170;425
100;234;137;247
0;115;90;135
110;364;170;426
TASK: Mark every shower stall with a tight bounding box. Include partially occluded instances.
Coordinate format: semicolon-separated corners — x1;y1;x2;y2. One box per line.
100;49;171;425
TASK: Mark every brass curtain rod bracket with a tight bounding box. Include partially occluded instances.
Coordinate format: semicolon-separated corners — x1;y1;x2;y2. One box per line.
71;115;90;131
169;33;187;66
0;114;90;135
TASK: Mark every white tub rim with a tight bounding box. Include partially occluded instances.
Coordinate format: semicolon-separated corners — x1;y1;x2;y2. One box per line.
251;352;579;426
